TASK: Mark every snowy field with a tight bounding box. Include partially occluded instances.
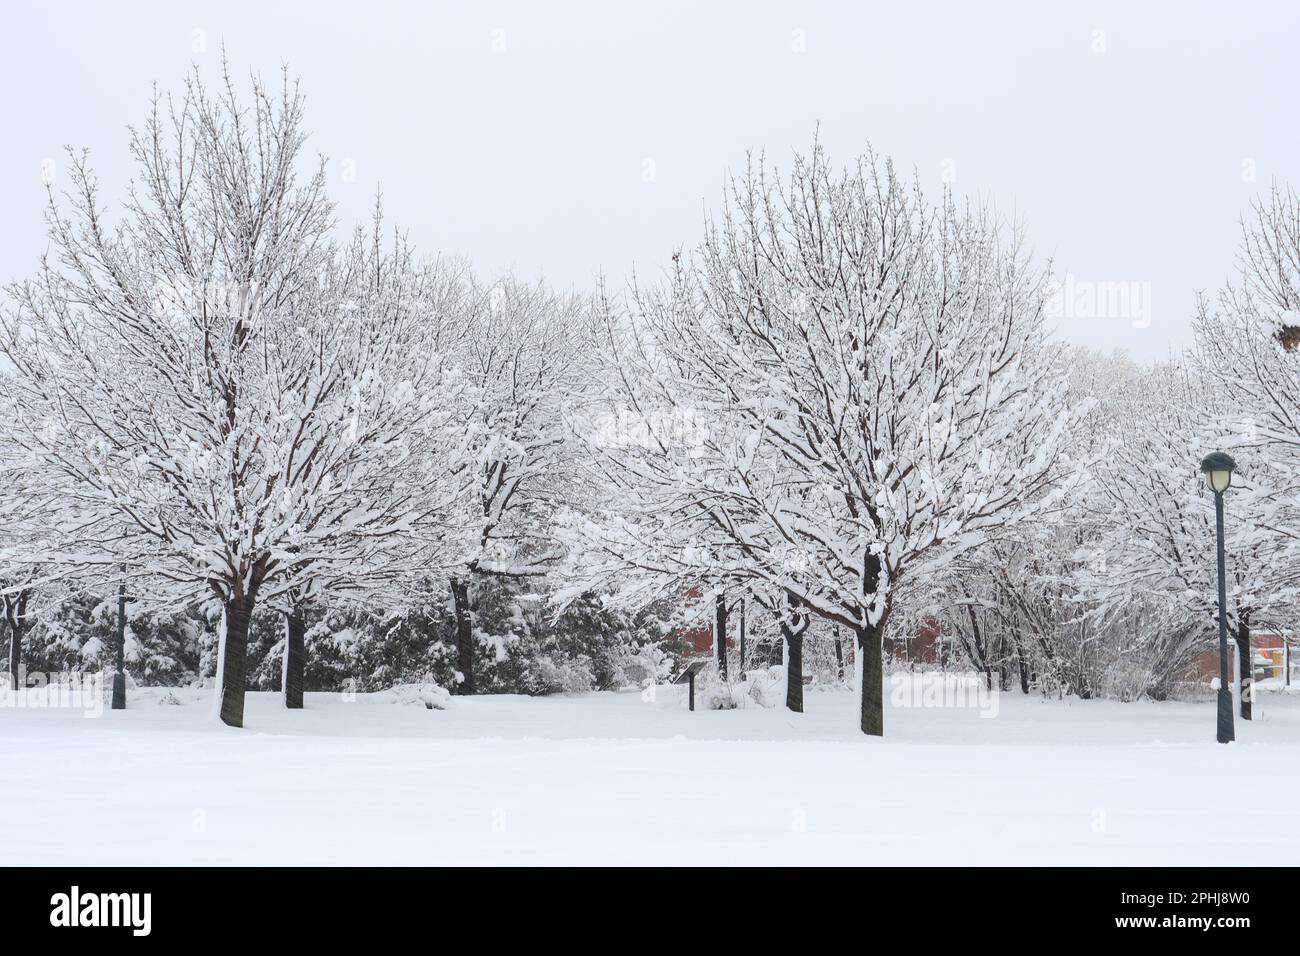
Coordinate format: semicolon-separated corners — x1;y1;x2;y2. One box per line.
3;683;1299;866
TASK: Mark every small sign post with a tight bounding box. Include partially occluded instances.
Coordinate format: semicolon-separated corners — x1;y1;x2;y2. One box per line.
673;659;709;712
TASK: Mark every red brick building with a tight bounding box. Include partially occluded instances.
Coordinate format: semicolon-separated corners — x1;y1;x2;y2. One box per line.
886;618;942;664
1189;631;1291;683
678;621;715;657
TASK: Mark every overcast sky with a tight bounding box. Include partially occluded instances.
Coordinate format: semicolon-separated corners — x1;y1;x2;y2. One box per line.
3;1;1296;358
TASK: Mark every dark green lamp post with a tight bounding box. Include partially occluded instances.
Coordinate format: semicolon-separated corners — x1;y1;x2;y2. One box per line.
1200;451;1237;744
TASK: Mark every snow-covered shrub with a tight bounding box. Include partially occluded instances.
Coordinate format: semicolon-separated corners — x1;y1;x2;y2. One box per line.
742;665;787;708
382;682;452;710
27;594;209;687
529;655;597;695
236;601;459;696
618;641;674;689
477;583;678;696
13;578;681;700
696;666;740;710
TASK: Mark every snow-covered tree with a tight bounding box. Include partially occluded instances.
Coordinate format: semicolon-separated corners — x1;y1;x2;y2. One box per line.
443;275;589;693
1234;181;1300;352
568;144;1076;734
1190;195;1300;709
0;66;466;726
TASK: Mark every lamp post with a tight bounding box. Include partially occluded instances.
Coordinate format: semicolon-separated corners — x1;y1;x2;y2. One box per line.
1200;451;1237;744
111;579;127;710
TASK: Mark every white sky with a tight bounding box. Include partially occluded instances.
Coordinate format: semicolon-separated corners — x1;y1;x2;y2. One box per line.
2;0;1297;358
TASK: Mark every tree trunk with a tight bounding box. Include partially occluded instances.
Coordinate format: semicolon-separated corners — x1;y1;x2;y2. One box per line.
111;581;127;710
964;604;991;690
1237;607;1251;721
784;625;804;713
1011;632;1030;694
1075;623;1093;699
451;576;475;695
6;621;20;691
4;589;30;692
738;598;746;673
857;620;884;736
780;629;800;717
218;594;255;728
283;608;306;709
833;626;845;681
855;545;888;736
714;593;728;680
783;593;805;713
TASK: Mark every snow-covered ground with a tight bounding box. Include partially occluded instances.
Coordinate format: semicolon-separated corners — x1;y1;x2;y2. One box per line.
3;681;1299;865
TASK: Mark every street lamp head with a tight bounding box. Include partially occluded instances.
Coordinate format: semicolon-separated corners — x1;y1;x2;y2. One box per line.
1200;451;1237;494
